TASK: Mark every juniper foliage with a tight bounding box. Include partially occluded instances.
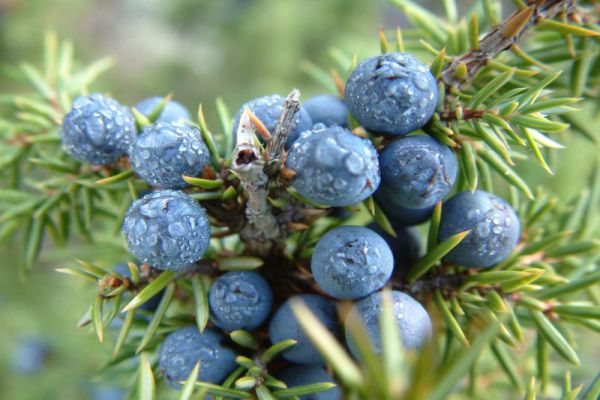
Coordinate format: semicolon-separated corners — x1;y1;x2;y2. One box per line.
1;0;599;399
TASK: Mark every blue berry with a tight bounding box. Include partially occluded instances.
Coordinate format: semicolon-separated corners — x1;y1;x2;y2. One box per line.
277;365;341;400
135;96;191;123
367;224;422;275
311;226;393;300
379;135;457;209
233;94;313;148
158;327;237;386
61;93;136;164
209;271;273;331
345;52;438;136
113;263;164;311
130;121;211;189
303;94;349;128
345;291;431;358
286;125;380;207
122;190;211;271
439;190;520;269
11;336;50;374
269;294;340;365
375;187;434;227
91;386;126;400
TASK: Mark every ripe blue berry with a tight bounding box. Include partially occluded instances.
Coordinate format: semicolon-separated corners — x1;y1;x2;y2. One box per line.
158;327;237;386
122;190;211;271
311;226;393;300
345;52;438;136
303;94;349;128
91;386;126;400
277;365;341;400
375;187;435;227
379;135;457;209
11;336;50;374
345;291;431;358
209;271;273;331
135;96;191;123
269;294;340;365
233;94;313;148
368;224;422;275
286;125;380;207
439;190;520;268
61;93;136;164
130;121;210;189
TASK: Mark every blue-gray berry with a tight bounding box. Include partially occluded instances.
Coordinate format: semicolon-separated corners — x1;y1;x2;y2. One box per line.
375;187;434;227
11;336;51;374
122;190;211;271
311;226;393;300
379;135;457;209
91;386;126;400
345;52;438;136
130;121;210;189
439;190;520;269
345;291;432;358
233;94;313;148
367;224;422;275
286;125;380;207
209;271;273;331
135;96;191;123
277;365;341;400
269;294;340;365
303;94;349;128
158;327;237;386
60;93;136;164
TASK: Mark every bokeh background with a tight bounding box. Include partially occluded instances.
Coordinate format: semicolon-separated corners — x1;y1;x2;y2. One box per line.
0;0;597;399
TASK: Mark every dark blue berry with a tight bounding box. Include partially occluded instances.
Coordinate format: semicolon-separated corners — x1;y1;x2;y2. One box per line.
345;52;438;136
375;187;435;227
130;121;210;189
233;94;313;148
311;226;393;300
61;93;136;164
122;190;211;271
367;223;422;275
286;125;380;207
158;327;237;386
303;94;349;128
277;365;341;400
135;96;191;123
269;294;340;365
345;291;431;358
11;336;50;374
209;271;273;331
379;135;457;209
439;190;520;268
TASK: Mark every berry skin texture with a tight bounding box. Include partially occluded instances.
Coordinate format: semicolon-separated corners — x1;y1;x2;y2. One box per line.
303;94;349;128
158;326;237;386
135;96;191;123
130;121;210;189
368;224;422;275
269;294;340;365
375;187;435;227
379;135;457;209
439;190;521;269
122;190;211;271
345;291;432;358
286;125;380;207
60;93;136;165
345;52;438;136
233;94;313;148
209;271;273;331
311;226;394;300
277;365;342;400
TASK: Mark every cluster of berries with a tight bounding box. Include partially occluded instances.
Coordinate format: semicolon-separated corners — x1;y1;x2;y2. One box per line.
59;51;520;397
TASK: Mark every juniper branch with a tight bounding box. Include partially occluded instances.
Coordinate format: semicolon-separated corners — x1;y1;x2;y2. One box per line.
441;0;575;88
265;88;301;175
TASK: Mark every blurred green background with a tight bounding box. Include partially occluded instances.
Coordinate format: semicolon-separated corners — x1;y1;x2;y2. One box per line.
0;1;597;399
